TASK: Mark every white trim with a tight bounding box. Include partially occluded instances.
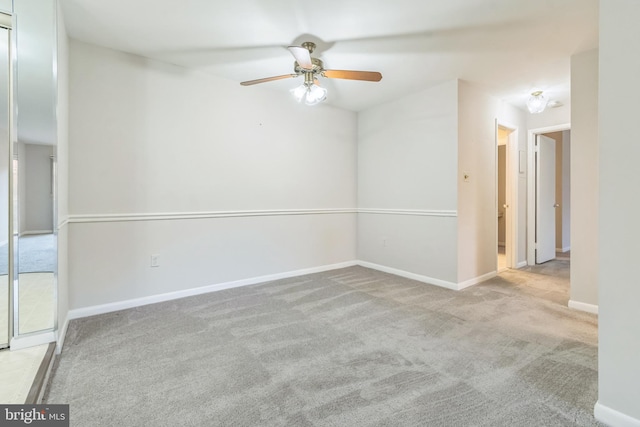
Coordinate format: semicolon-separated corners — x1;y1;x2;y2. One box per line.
595;401;640;427
67;209;357;223
20;230;54;236
358;209;457;217
568;300;599;315
356;261;459;290
68;261;357;320
555;246;570;253
57;217;69;230
55;315;69;354
458;271;497;290
63;209;459;225
516;261;527;268
10;332;56;351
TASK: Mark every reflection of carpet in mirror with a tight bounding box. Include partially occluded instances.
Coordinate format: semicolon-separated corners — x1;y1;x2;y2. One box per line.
0;233;56;275
18;273;54;334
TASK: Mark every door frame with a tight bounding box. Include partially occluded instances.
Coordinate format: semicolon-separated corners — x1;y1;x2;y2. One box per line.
527;123;570;265
496;121;518;269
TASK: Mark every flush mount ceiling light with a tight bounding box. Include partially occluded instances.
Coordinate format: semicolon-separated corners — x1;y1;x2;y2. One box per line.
526;90;548;114
241;41;382;106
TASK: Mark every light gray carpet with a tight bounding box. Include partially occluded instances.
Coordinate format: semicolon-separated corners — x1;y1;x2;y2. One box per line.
45;264;601;426
0;234;56;275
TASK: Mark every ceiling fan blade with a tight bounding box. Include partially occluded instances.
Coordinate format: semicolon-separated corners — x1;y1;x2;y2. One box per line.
287;46;313;70
323;69;383;82
240;74;298;86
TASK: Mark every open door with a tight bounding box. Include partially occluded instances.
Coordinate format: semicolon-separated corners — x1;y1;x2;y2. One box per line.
536;134;556;263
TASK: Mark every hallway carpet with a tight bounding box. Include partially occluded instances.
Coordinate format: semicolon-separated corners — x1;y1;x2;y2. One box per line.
45;265;600;426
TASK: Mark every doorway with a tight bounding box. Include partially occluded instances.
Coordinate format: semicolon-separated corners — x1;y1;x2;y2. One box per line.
496;124;517;272
527;125;571;266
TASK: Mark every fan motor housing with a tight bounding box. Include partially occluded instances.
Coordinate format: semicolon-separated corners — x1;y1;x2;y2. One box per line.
294;57;324;75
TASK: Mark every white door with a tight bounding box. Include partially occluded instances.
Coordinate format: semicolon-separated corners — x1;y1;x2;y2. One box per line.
536;135;556;263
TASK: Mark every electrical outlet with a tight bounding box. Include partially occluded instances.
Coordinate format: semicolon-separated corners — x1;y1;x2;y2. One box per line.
150;254;160;267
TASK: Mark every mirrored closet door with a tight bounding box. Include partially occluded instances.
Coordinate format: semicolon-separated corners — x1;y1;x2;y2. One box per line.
0;16;10;348
13;0;58;338
0;0;58;347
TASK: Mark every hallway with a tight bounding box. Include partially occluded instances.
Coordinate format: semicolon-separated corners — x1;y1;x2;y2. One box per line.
493;259;571;308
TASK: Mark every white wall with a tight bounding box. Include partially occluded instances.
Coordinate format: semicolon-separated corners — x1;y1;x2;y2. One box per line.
570;49;598;308
22;143;54;233
67;40;357;310
357;79;527;287
527;103;571;130
0;0;10;13
596;1;640;425
458;80;499;284
357;80;459;285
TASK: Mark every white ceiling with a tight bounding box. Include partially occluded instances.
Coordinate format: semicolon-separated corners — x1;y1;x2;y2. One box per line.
59;0;599;112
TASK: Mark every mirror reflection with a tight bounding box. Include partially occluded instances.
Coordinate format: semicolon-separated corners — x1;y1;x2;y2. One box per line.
14;0;58;336
17;143;56;334
0;21;9;347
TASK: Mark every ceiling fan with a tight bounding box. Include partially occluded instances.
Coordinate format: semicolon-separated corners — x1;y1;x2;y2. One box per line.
240;41;382;105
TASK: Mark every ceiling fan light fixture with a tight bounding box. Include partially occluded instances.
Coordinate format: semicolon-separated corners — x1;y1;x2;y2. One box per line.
290;83;327;106
290;84;308;102
305;84;327;105
526;90;548;114
241;41;382;105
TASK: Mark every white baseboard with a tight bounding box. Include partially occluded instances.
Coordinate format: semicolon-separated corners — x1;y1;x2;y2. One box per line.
556;246;571;252
458;271;497;290
568;300;599;315
68;261;358;320
516;261;527;268
595;401;640;427
56;315;70;354
10;332;56;351
20;230;54;236
356;261;459;290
